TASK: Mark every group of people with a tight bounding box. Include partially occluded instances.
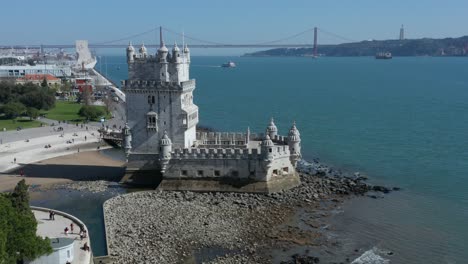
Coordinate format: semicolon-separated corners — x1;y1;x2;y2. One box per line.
64;222;88;240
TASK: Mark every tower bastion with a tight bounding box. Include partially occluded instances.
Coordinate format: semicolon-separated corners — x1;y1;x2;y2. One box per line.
122;28;302;192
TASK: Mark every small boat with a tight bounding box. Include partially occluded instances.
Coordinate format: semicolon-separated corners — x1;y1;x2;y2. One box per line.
221;61;236;68
375;52;392;59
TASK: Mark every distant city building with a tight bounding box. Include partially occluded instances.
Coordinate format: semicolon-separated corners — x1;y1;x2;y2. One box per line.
74;77;94;93
15;74;61;87
400;25;405;40
0;64;71;78
122;28;301;192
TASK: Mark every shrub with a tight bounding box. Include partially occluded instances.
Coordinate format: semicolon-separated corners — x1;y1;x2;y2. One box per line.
78;105;105;120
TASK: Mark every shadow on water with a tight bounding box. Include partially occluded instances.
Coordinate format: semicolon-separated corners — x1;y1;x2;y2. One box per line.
30;188;126;257
9;163;126;181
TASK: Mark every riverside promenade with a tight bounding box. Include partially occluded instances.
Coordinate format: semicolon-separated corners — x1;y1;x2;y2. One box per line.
31;207;92;264
0;123;107;173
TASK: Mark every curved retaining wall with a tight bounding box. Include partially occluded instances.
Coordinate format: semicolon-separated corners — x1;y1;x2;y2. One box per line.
30;206;94;264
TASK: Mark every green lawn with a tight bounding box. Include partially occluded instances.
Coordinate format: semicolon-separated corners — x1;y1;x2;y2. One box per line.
42;101;110;123
0;118;45;131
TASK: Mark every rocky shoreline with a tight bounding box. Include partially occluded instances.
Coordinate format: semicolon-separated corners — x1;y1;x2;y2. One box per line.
42;180;116;193
103;160;396;263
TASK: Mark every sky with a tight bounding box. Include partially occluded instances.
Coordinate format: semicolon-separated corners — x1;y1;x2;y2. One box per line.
1;0;467;55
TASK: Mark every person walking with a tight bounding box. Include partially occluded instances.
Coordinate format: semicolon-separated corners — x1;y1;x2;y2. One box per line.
70;223;74;234
13;157;16;164
64;227;69;235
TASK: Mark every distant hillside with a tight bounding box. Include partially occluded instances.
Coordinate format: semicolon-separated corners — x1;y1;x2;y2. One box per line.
244;36;468;57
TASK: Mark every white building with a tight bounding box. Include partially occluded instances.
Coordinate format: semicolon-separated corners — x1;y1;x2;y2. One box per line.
123;28;302;192
0;64;71;78
26;237;74;264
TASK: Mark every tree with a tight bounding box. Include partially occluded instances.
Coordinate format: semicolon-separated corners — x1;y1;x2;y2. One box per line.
0;180;52;263
26;107;40;120
9;179;30;213
79;88;92;106
40;78;48;88
79;105;105;121
2;102;26;120
1;82;55;111
61;80;71;94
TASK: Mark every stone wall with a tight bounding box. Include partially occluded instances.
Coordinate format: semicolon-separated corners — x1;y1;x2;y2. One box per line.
124;79;198;153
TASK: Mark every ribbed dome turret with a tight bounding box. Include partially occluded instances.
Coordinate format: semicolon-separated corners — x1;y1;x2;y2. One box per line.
127;42;135;52
158;43;168;53
266;117;278;138
262;134;274;147
288;122;301;142
139;43;147;54
183;44;190;53
173;42;180;52
160;131;172;146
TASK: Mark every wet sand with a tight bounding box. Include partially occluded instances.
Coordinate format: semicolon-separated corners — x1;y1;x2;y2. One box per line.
0;176;71;192
36;150;124;167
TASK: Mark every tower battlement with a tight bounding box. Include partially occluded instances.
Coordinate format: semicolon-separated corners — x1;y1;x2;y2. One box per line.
122;79;195;92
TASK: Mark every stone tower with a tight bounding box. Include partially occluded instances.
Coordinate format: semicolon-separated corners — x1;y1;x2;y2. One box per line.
123;27;198;161
288;122;301;166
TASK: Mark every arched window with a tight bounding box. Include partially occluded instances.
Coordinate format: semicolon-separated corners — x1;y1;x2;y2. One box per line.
147;111;158;131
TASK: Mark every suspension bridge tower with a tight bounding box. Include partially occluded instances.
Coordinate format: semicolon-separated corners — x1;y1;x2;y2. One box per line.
399;25;405;40
313;27;318;57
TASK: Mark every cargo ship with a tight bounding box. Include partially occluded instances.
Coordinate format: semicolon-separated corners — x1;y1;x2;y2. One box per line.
375;52;392;59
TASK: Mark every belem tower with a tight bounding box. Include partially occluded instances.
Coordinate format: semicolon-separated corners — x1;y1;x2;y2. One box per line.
121;31;302;192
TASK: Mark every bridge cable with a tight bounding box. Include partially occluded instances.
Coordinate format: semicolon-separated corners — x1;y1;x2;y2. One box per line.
91;27;158;45
253;28;315;45
162;27;228;46
317;28;356;43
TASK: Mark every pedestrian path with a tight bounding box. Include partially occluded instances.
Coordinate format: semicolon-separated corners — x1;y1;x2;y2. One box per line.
33;209;91;264
0;130;104;173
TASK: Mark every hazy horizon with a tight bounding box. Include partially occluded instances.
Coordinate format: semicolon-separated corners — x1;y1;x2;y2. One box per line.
1;0;468;56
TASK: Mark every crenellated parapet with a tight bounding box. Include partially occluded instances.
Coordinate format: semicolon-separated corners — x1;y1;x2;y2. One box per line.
169;145;290;161
122;79;195;92
126;29;190;84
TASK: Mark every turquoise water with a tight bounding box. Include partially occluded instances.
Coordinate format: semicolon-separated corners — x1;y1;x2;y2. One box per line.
98;56;468;263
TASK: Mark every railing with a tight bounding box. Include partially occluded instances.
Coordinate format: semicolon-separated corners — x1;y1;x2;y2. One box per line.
30;206;94;264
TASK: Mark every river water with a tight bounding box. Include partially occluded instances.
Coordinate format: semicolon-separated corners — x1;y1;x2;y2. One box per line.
32;55;468;262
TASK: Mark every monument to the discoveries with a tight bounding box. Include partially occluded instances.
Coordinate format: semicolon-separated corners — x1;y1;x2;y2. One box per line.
122;28;302;192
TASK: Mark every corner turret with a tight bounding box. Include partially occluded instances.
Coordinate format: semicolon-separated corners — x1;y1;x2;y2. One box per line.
139;43;147;57
158;43;168;62
157;27;169;81
183;44;190;63
287;121;301;166
126;42;135;63
172;42;181;63
159;131;172;173
266;117;278;139
261;134;275;163
122;123;132;161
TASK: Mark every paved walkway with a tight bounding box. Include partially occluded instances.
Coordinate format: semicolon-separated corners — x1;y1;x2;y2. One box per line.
33;209;90;264
0;129;103;173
